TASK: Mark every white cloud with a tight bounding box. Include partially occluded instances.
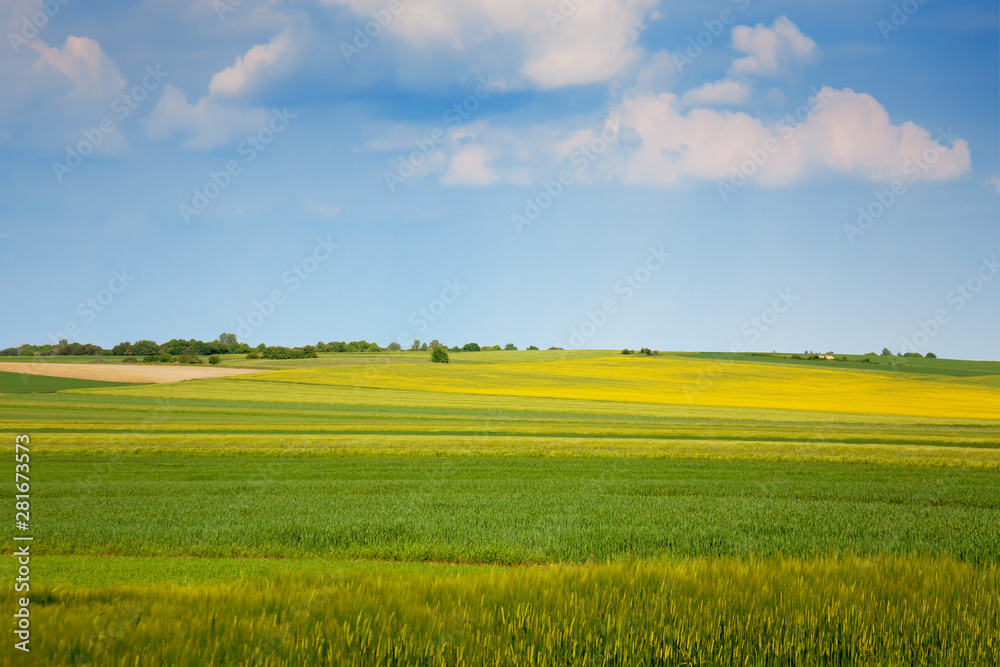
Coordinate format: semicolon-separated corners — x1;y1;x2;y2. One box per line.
680;79;751;106
729;16;818;78
440;146;498;187
209;31;294;97
320;0;659;88
145;84;269;150
31;36;125;104
990;177;1000;194
612;86;970;187
147;30;297;150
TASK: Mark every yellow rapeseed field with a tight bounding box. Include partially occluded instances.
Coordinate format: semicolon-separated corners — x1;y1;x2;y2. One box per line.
241;355;1000;420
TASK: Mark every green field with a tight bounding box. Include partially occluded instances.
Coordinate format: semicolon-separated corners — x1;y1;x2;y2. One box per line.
2;351;999;665
0;370;134;394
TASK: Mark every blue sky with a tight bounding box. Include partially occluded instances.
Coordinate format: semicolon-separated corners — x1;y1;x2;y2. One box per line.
1;0;997;358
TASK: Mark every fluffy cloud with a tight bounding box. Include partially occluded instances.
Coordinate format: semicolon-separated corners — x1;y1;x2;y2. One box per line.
729;16;818;78
31;36;126;103
613;86;970;187
321;0;659;88
147;31;296;149
441;146;498;187
0;32;129;152
680;79;751;106
209;31;294;97
145;84;269;150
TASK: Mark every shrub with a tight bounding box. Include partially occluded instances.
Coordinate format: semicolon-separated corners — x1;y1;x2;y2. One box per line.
926;352;937;359
431;347;449;363
175;354;200;364
622;349;631;355
122;356;138;364
246;351;260;359
527;346;539;351
504;344;517;351
208;355;221;365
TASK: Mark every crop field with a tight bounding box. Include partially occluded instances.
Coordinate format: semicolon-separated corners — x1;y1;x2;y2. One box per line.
2;351;999;665
0;370;132;394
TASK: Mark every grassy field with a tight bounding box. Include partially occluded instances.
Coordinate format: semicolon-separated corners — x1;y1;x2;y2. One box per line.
2;350;999;665
0;370;133;394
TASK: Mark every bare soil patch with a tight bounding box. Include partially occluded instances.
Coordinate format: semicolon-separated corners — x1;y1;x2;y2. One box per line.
0;363;259;384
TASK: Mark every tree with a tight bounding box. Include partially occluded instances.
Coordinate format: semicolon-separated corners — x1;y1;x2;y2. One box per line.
429;339;441;349
219;333;238;347
504;343;517;351
527;345;539;351
462;342;480;352
132;340;161;356
387;341;401;351
881;348;892;357
926;352;937;359
409;339;421;351
431;346;449;363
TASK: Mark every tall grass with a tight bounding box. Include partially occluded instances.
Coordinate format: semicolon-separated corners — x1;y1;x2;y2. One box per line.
35;556;999;666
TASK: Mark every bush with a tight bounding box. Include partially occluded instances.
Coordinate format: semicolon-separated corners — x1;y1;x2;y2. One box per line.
462;343;481;352
175;354;200;364
926;352;937;359
431;347;449;363
504;344;517;351
622;349;631;355
246;351;260;359
122;356;138;364
640;348;652;355
527;346;539;351
208;355;221;365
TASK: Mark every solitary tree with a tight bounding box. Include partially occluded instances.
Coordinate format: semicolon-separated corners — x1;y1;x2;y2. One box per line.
410;339;421;351
218;333;238;346
387;341;402;351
